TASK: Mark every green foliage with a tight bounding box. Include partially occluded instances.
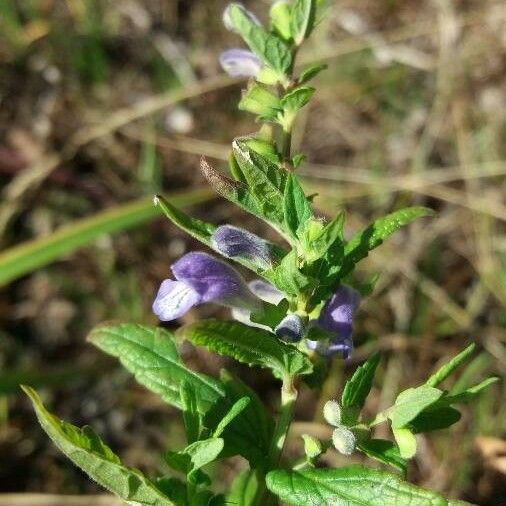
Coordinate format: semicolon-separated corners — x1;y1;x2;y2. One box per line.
270;1;292;41
227;3;292;75
298;63;328;84
291;0;316;44
239;83;282;120
228;470;261;506
426;344;476;387
266;466;465;505
177;319;312;379
389;385;443;429
87;323;224;413
392;427;417;459
341;351;380;413
357;439;407;474
23;387;175;506
283;173;312;239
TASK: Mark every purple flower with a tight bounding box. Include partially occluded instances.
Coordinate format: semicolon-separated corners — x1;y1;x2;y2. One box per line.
306;285;360;359
231;280;284;328
153;252;260;321
219;49;262;78
223;3;262;32
211;224;271;268
275;314;306;343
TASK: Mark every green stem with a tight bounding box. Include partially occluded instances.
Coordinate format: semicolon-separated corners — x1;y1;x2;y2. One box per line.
268;375;298;466
281;127;293;165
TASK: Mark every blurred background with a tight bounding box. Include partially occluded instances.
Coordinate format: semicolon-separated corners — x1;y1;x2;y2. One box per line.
0;0;504;504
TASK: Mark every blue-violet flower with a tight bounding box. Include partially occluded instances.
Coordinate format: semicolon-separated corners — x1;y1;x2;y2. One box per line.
306;285;360;359
153;251;260;321
211;224;271;268
219;49;262;78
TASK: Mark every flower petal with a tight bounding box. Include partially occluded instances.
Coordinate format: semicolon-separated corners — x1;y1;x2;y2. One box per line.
318;285;360;338
248;279;284;305
152;279;200;321
275;314;306;342
223;3;262;32
171;252;259;309
211;224;271;267
219;49;262;78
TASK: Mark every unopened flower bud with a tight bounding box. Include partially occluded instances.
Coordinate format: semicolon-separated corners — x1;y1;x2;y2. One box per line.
323;400;342;427
332;426;356;455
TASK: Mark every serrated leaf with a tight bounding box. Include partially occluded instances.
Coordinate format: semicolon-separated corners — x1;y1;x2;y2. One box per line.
341;352;380;413
426;344;476;387
358;439;407;474
228;3;292;74
298;63;327;84
291;0;316;44
341;206;435;278
177;319;312;379
283;173;312;238
410;406;461;433
392;427;417;459
280;86;315;114
266;465;462;505
23;386;175;506
88;323;224;414
232;139;288;228
390;385;443;429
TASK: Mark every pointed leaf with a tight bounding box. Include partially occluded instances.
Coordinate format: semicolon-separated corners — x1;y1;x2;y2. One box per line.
177;319;312;379
390;385;443;429
341;352;380;411
410;406;461;433
298;63;327;84
228;3;292;74
444;376;499;404
426;344;476;387
88;323;225;414
280;86;315;114
341;207;435;277
291;0;316;43
283;173;312;238
180;381;202;444
23;387;175;506
266;465;463;506
213;397;250;437
228;469;261;506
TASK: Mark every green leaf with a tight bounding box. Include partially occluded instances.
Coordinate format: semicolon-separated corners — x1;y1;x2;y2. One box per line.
177;319;313;379
392;427;417;459
0;188;213;287
341;206;435;278
205;370;274;466
341;352;380;413
303;212;345;262
283;173;312;238
180;381;202;444
185;438;224;480
154;194;215;247
280;86;315;114
298;63;327;84
390;385;443;429
23;386;175;506
88;323;224;414
444;376;499;404
358;439;407;474
410;407;461;433
266;465;460;505
291;0;316;44
213;397;250;437
232;138;288;227
426;344;476;387
228;469;261;506
239;83;282;120
273;249;312;295
228;3;292;75
270;1;292;41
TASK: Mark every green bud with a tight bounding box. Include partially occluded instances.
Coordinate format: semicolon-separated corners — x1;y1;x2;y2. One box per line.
332;426;356;455
323;399;342;427
302;434;322;460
